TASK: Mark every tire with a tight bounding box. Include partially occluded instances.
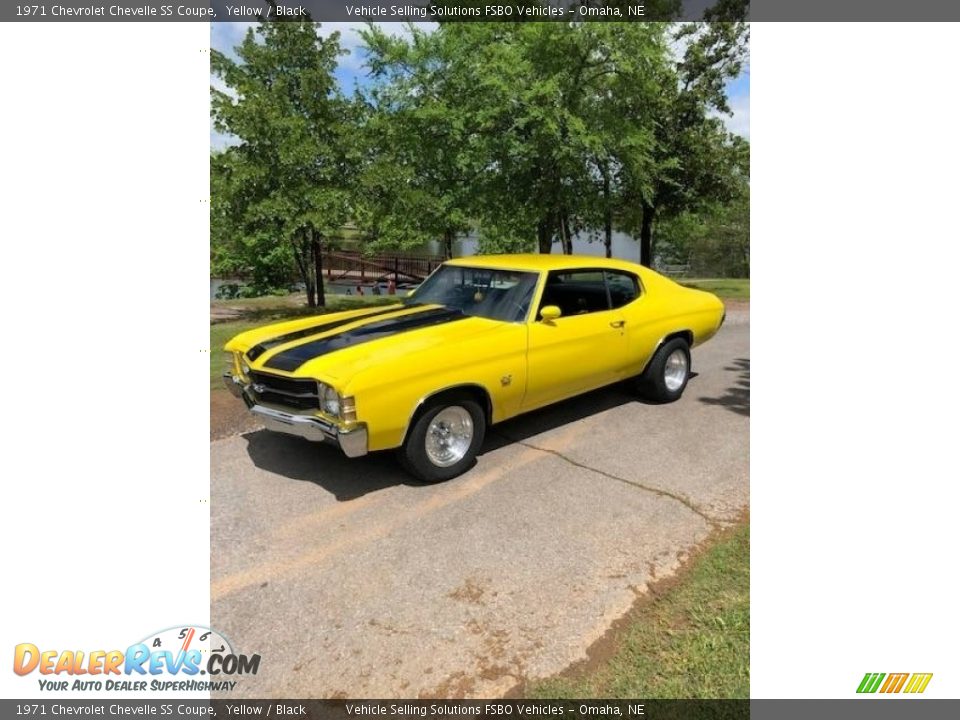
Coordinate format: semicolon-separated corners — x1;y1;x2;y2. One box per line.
399;397;486;482
638;337;691;403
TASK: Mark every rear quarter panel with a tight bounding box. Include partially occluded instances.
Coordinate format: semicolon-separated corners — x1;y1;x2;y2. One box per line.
626;269;726;373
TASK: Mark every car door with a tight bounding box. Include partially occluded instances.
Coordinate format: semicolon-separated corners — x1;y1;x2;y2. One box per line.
522;269;630;411
603;269;651;375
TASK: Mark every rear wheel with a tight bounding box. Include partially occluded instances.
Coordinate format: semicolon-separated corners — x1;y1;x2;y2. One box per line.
638;337;691;403
399;398;486;482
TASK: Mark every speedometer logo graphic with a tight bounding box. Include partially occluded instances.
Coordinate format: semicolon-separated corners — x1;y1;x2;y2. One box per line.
139;626;235;675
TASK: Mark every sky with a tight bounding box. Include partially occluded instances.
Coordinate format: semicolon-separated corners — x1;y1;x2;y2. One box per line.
210;21;750;150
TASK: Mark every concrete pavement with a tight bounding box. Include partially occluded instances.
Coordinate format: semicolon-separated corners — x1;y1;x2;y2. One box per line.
210;313;749;697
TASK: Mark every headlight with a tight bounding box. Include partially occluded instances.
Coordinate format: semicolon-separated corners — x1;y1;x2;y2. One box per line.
318;383;341;417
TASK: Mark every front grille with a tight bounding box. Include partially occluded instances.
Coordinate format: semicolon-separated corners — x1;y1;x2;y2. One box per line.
248;371;319;411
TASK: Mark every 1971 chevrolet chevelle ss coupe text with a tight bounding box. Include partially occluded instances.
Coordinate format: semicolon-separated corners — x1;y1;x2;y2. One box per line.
223;255;725;482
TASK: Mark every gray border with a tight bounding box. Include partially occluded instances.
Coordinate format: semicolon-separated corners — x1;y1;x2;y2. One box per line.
3;0;960;22
2;700;960;719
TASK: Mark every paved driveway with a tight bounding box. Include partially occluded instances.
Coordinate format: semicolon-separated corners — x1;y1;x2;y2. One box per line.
211;313;749;697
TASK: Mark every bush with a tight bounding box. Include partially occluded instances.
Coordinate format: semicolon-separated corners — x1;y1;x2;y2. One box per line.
654;196;749;278
215;283;242;300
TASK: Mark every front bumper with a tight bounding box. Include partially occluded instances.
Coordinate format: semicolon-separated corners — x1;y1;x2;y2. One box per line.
222;372;368;458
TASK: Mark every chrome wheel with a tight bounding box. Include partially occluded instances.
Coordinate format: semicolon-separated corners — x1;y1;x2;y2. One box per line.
663;349;688;392
425;406;474;467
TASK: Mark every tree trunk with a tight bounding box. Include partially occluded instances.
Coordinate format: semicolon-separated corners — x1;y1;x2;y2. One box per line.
560;213;573;255
442;229;454;259
293;232;316;308
537;219;553;254
639;204;655;268
305;273;316;308
604;211;613;258
311;228;326;308
603;168;613;258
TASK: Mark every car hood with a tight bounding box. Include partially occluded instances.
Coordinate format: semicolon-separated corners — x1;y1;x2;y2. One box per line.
226;303;509;383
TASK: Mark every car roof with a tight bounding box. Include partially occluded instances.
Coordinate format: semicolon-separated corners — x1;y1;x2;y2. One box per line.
445;253;644;273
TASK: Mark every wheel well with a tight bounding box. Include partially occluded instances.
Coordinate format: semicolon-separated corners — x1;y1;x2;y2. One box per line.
664;329;694;348
641;330;694;375
404;384;493;443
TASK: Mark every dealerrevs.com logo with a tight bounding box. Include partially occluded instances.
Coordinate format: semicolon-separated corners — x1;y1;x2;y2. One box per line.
13;625;260;692
857;672;933;694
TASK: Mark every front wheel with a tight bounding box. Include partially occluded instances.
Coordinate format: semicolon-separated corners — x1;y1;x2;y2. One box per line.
637;338;691;403
399;398;486;482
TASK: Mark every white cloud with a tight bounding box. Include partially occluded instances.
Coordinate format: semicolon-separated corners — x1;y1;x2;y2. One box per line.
726;92;750;139
210;22;255;61
319;21;434;72
209;73;236;100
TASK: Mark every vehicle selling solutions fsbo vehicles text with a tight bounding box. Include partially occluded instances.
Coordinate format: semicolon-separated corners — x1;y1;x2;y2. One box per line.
341;4;645;17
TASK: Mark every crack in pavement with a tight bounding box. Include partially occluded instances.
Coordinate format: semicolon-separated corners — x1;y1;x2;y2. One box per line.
491;430;725;528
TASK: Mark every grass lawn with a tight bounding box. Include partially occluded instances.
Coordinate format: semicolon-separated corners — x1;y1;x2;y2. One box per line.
680;278;750;301
211;292;398;320
526;523;749;699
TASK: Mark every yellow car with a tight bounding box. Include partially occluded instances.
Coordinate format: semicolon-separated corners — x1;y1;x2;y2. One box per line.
223;254;725;482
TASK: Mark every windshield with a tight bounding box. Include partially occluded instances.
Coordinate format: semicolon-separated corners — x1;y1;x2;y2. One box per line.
406;265;539;322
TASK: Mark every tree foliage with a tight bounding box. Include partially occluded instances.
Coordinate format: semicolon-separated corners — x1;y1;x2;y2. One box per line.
211;16;355;306
211;15;750;296
655;189;750;277
355;23;478;258
358;19;748;263
625;15;750;265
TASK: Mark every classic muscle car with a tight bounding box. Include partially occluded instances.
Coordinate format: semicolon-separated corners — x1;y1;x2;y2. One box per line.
223;254;725;482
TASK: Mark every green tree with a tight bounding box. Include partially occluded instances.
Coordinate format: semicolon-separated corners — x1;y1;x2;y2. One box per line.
627;11;750;265
655;188;750;277
359;20;743;263
357;23;478;259
211;148;296;293
362;22;669;255
211;14;355;307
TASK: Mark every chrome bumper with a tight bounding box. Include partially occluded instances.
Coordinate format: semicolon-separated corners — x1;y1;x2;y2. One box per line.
223;373;368;458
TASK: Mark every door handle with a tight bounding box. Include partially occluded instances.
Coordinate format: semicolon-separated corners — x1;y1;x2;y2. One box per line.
610;320;626;328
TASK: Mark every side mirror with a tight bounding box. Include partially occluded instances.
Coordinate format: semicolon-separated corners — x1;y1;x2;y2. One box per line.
540;305;562;322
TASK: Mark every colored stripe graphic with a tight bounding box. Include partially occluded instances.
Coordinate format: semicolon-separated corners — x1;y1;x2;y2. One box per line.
904;673;933;694
246;305;405;361
880;673;908;693
857;672;932;694
857;673;885;693
263;306;469;371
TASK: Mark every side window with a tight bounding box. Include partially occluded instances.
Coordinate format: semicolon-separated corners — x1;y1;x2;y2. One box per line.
539;270;611;317
605;271;641;309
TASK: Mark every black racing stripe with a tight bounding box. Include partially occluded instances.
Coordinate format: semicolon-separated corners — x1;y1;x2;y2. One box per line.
246;305;408;362
263;307;468;372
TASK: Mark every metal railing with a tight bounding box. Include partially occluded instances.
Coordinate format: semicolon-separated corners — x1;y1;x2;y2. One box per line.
322;250;445;284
